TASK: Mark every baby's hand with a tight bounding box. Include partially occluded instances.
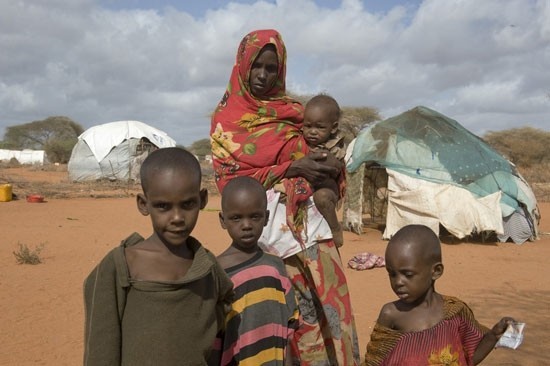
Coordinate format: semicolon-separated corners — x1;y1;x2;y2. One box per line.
492;317;516;337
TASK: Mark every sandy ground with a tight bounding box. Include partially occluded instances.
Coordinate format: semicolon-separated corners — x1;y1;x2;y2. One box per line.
1;167;549;365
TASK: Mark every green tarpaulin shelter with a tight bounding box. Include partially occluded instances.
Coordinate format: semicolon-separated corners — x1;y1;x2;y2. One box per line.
345;106;539;243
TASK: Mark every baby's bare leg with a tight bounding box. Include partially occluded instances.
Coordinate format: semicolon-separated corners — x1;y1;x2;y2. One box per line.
313;188;344;247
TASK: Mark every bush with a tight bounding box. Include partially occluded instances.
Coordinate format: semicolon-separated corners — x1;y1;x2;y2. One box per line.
8;157;21;167
44;138;78;163
2;116;83;163
13;243;45;265
483;127;550;167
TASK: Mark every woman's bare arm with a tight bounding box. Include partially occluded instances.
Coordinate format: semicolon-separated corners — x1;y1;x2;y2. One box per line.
285;152;340;186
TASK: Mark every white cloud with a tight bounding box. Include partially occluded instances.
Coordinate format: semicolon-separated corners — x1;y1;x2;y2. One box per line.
0;0;548;146
0;83;37;111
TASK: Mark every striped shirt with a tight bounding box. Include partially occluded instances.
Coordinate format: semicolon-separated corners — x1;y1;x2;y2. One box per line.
211;251;298;366
365;296;490;366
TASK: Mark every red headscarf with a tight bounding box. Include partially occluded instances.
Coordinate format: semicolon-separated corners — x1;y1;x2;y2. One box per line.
210;29;308;192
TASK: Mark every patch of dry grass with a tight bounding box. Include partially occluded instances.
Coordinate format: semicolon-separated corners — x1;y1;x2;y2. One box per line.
516;164;550;203
13;242;45;265
531;183;550;203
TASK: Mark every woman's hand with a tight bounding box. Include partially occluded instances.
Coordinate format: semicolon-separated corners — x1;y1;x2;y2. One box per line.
285;152;340;186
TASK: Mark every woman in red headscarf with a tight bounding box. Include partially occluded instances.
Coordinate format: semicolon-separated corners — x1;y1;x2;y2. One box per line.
211;29;359;365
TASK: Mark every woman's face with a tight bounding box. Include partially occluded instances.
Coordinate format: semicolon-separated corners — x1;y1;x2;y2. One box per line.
249;46;278;99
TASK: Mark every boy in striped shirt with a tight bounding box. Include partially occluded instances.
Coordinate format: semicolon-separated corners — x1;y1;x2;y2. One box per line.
211;176;298;366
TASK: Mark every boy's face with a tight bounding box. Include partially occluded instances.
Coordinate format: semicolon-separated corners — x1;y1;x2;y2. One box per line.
302;104;338;146
219;190;268;251
137;168;207;247
384;241;440;304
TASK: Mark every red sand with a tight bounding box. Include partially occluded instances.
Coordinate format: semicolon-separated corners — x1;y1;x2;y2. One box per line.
0;168;548;365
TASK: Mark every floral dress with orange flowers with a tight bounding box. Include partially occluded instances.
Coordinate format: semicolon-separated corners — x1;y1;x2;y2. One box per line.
211;29;360;366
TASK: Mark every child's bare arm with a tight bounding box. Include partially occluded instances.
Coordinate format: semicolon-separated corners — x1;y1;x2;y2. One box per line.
376;302;397;328
473;317;515;365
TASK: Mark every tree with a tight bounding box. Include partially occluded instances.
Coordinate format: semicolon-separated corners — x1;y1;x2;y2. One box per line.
187;138;211;158
483;127;550;167
339;106;382;143
2;116;84;163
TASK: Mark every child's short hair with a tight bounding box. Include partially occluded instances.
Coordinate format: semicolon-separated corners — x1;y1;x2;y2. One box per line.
306;93;342;122
140;147;201;193
221;176;267;210
389;224;442;264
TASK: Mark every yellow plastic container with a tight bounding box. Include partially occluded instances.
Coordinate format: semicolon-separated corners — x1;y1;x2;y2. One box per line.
0;184;12;202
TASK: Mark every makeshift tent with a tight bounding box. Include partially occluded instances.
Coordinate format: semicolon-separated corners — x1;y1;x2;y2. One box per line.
0;149;46;165
345;106;539;244
68;120;176;181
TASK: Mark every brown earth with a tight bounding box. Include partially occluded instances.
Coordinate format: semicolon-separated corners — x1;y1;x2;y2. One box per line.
0;166;549;366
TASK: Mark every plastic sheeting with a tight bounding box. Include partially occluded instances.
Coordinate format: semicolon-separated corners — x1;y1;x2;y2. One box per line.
0;149;46;165
68;121;176;182
79;120;175;162
347;106;538;242
384;169;503;239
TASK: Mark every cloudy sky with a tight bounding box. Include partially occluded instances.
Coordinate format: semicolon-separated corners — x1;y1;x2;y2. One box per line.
1;0;548;146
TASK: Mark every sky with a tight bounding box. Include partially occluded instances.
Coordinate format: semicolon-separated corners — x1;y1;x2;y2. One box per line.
1;0;548;146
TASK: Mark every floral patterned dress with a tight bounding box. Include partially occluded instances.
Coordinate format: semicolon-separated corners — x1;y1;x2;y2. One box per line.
210;29;360;366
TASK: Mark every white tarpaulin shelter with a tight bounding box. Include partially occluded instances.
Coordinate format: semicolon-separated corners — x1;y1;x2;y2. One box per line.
68;120;176;181
0;149;46;165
